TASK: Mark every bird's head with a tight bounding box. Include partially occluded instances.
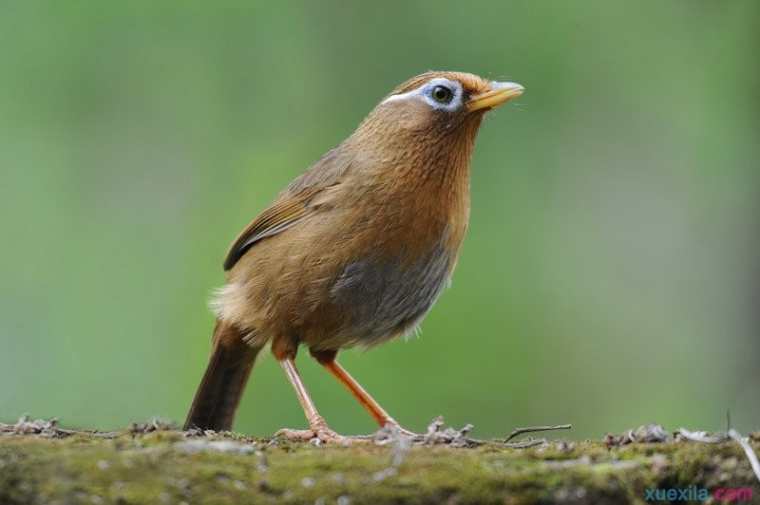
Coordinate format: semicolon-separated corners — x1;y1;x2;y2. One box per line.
385;71;523;117
349;71;523;159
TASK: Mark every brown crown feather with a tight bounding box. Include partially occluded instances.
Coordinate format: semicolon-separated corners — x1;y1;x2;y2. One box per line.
390;70;493;97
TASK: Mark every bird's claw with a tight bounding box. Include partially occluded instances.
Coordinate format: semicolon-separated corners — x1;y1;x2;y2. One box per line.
389;424;419;438
275;426;364;445
376;422;422;442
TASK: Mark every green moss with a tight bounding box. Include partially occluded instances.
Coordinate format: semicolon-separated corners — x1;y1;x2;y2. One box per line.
0;431;758;505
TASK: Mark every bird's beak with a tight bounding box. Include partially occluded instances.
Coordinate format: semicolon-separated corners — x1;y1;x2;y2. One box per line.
467;81;524;112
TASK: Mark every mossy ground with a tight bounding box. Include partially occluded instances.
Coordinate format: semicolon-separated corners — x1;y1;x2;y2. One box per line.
1;425;758;505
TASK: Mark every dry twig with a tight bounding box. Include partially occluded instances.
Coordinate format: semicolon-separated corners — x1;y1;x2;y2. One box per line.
675;428;726;444
504;424;572;443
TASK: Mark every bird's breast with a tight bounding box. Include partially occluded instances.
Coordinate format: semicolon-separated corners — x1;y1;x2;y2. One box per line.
304;181;470;349
317;238;455;348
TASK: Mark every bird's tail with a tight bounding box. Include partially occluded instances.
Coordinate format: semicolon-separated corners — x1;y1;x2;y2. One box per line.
184;320;262;431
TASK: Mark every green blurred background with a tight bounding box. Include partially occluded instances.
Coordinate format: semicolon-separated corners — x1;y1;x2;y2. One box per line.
1;1;758;439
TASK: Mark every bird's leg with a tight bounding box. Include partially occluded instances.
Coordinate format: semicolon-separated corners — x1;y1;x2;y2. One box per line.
311;349;417;437
275;356;354;444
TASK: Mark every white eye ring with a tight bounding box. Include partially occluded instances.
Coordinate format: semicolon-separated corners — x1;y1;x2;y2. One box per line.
421;78;463;111
382;78;464;112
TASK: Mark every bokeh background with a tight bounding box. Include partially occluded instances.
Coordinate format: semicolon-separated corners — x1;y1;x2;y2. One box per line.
1;1;758;439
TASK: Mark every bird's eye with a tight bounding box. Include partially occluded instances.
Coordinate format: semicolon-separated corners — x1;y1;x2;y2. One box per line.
431;85;453;104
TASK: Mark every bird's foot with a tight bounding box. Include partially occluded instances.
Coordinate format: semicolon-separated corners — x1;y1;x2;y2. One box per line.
388;424;419;438
275;424;369;445
376;422;422;442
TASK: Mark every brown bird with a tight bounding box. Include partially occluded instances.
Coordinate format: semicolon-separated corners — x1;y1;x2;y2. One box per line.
184;71;523;442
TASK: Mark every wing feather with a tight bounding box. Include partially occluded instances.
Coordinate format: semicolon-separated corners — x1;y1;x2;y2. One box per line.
223;188;320;270
223;147;350;271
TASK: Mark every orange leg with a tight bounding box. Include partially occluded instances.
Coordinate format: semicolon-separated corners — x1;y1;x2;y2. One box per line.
311;350;416;436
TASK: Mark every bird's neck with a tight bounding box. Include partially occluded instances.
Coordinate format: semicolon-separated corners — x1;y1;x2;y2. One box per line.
345;128;479;257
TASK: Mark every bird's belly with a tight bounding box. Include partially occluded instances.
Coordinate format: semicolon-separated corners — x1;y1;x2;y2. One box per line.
308;243;454;349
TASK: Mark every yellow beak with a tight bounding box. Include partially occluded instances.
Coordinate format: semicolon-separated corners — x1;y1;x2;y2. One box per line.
467;81;524;112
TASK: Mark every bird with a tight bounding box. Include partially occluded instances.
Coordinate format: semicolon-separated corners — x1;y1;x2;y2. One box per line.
184;71;524;442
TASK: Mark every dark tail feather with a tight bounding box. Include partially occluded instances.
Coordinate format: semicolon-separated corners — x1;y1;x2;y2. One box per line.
184;321;261;431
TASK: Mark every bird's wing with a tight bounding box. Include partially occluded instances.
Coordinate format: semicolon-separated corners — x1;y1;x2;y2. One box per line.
223;186;323;271
223;149;350;271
